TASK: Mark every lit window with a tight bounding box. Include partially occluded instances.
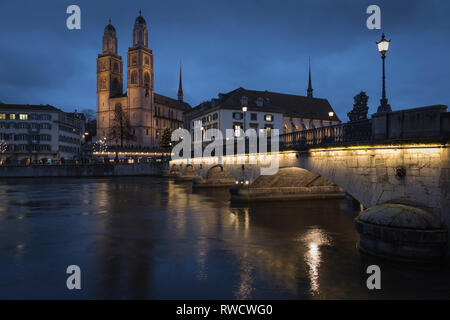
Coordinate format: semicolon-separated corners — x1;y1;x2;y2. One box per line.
0;114;5;119
264;114;273;122
19;114;28;120
9;114;15;120
233;123;242;137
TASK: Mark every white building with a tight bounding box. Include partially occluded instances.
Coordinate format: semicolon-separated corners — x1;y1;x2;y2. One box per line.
0;104;85;163
190;103;284;140
186;87;340;140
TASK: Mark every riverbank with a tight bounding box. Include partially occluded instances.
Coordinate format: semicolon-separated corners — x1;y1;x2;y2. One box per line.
0;163;165;178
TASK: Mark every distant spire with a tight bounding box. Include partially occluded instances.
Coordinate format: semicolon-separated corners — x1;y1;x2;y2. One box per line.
108;17;111;24
139;9;142;16
307;57;313;98
178;62;183;102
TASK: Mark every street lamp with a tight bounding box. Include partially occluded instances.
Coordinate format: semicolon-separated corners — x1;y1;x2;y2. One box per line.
376;33;391;112
242;106;247;134
328;111;334;126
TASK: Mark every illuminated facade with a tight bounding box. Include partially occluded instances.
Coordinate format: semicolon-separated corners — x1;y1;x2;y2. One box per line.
0;104;84;162
97;13;191;149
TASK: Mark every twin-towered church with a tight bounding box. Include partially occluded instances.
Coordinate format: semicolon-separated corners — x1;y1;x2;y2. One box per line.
97;12;191;148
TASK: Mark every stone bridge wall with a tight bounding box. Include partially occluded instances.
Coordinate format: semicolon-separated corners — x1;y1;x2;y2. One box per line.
171;143;450;228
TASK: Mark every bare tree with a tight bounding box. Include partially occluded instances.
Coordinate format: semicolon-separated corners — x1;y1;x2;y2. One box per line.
81;109;96;122
108;104;135;148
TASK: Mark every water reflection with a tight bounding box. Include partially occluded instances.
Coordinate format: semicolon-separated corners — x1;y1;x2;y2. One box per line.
0;177;449;299
300;228;332;296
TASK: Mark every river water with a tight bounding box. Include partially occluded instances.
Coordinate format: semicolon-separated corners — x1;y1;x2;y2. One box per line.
0;177;449;299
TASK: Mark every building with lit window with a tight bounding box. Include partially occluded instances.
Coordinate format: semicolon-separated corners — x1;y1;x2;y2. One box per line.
186;86;340;140
0;103;85;163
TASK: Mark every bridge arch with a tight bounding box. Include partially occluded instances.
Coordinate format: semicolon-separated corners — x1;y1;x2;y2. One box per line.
231;166;345;202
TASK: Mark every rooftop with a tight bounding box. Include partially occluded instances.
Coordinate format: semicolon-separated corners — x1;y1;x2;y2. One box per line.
154;93;191;111
188;87;340;121
0;103;62;113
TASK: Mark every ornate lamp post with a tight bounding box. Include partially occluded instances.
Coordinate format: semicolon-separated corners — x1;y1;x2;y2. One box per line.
376;33;391;112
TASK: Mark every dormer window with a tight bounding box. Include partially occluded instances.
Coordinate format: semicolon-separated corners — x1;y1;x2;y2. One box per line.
256;97;264;107
240;96;248;106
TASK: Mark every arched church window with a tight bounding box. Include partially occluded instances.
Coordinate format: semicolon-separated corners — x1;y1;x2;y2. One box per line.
112;78;119;91
132;56;137;65
144;57;149;65
131;71;137;84
113;63;119;73
144;73;150;88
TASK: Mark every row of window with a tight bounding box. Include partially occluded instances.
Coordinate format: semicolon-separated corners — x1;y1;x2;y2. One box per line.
130;55;150;66
4;144;81;153
155;107;179;120
239;96;267;107
59;125;78;134
233;112;273;122
7;144;52;152
0;122;52;130
201;113;219;124
60;145;80;154
1;134;52;141
59;135;81;145
232;123;274;137
195;112;275;124
0;113;52;121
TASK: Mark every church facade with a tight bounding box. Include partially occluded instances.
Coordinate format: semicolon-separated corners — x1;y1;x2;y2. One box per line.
97;13;191;149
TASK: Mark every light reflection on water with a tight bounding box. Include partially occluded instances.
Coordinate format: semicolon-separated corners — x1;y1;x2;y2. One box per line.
300;228;332;296
0;177;449;299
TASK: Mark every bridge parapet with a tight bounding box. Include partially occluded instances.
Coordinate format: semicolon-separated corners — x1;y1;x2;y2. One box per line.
372;105;448;141
280;105;449;150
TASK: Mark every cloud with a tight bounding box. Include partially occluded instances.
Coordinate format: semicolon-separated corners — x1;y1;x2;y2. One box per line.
0;0;449;121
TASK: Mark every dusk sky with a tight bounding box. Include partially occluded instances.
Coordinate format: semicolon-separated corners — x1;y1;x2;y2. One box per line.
0;0;449;121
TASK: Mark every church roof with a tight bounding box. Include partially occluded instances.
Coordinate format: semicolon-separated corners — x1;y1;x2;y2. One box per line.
188;87;340;121
104;24;116;33
135;15;146;25
154;93;191;111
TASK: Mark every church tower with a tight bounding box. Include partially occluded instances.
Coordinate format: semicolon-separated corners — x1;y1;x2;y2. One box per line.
307;57;313;98
178;65;183;102
97;19;124;139
126;11;154;147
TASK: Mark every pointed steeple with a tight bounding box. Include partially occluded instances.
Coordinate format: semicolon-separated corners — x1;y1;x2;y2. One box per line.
307;57;313;98
178;63;183;102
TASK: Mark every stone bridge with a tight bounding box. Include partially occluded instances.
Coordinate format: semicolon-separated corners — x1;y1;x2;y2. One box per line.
170;106;450;258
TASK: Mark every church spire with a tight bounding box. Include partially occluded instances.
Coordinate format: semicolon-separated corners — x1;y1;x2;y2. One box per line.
178;63;183;102
307;57;313;98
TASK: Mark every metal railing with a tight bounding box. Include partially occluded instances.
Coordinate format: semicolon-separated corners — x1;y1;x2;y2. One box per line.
280;119;372;149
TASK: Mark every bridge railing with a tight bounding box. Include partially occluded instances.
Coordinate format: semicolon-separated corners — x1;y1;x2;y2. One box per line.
280;119;372;149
